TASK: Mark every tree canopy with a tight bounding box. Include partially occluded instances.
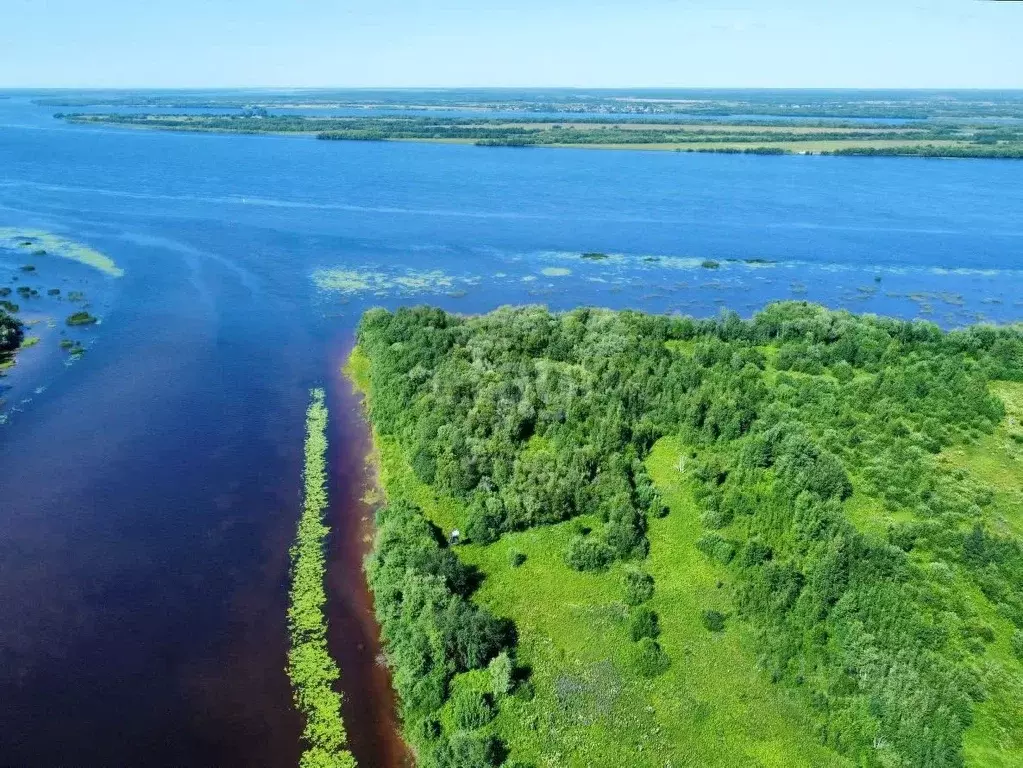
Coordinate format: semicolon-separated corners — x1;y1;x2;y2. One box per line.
357;301;1023;767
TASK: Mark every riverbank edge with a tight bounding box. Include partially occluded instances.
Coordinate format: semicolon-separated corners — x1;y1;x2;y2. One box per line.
288;387;357;768
345;345;509;767
341;348;419;762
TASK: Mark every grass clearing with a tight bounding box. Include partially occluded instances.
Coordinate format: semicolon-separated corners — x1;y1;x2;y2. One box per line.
942;381;1023;537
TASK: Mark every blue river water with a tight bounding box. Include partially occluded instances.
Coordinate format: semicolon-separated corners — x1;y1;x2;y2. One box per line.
0;93;1021;767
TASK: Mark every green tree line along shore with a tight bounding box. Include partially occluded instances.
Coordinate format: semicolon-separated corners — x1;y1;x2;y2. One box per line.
59;114;1023;159
352;302;1023;768
289;389;356;768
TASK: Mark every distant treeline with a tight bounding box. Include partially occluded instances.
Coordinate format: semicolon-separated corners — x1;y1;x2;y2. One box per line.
60;113;1023;158
825;145;1023;159
38;89;1023;120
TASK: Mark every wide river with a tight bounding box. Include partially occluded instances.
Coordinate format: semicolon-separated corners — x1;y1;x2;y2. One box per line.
1;94;1021;767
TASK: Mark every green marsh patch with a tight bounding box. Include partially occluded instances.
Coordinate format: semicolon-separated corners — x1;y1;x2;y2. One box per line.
0;229;123;277
312;267;480;298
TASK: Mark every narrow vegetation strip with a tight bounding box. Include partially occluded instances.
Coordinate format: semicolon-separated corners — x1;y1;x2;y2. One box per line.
288;388;356;768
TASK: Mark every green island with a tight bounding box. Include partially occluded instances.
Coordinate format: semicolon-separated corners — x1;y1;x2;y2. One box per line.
288;388;356;768
350;302;1023;768
65;311;98;326
58;114;1023;159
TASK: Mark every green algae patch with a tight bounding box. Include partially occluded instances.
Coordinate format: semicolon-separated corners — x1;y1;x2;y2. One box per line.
0;229;124;277
313;267;478;297
288;388;357;768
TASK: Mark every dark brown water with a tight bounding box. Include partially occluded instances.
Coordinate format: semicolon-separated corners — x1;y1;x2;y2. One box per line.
327;341;410;768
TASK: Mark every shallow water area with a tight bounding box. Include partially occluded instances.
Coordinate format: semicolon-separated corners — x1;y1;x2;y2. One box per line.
0;91;1021;768
0;236;118;423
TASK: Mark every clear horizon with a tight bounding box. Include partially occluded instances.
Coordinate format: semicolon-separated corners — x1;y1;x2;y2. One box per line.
2;0;1021;90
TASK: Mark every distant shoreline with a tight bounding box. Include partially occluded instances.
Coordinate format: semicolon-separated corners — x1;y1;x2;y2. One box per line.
59;113;1023;159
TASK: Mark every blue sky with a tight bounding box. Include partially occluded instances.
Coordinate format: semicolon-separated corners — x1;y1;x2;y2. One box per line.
2;0;1021;88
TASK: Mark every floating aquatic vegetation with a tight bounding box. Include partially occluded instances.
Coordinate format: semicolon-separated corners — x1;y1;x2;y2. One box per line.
312;267;479;297
0;229;123;277
887;290;966;308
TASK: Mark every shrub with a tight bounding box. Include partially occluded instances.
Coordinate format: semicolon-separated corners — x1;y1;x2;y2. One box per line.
1;312;24;352
466;495;505;544
566;534;615;571
508;550;526;568
453;689;495;731
66;311;98;326
489;651;513;698
832;360;855;383
701;507;733;529
696;532;737;564
429;731;503;768
701;609;726;632
629;606;660;641
624;569;654;606
1012;630;1023;661
418;715;442;742
514;679;535;701
633;638;671;677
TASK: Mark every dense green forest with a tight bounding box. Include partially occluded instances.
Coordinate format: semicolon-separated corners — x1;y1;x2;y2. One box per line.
353;302;1023;767
59;113;1023;159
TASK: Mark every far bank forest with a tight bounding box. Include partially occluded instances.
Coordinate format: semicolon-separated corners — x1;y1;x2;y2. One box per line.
352;301;1023;768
